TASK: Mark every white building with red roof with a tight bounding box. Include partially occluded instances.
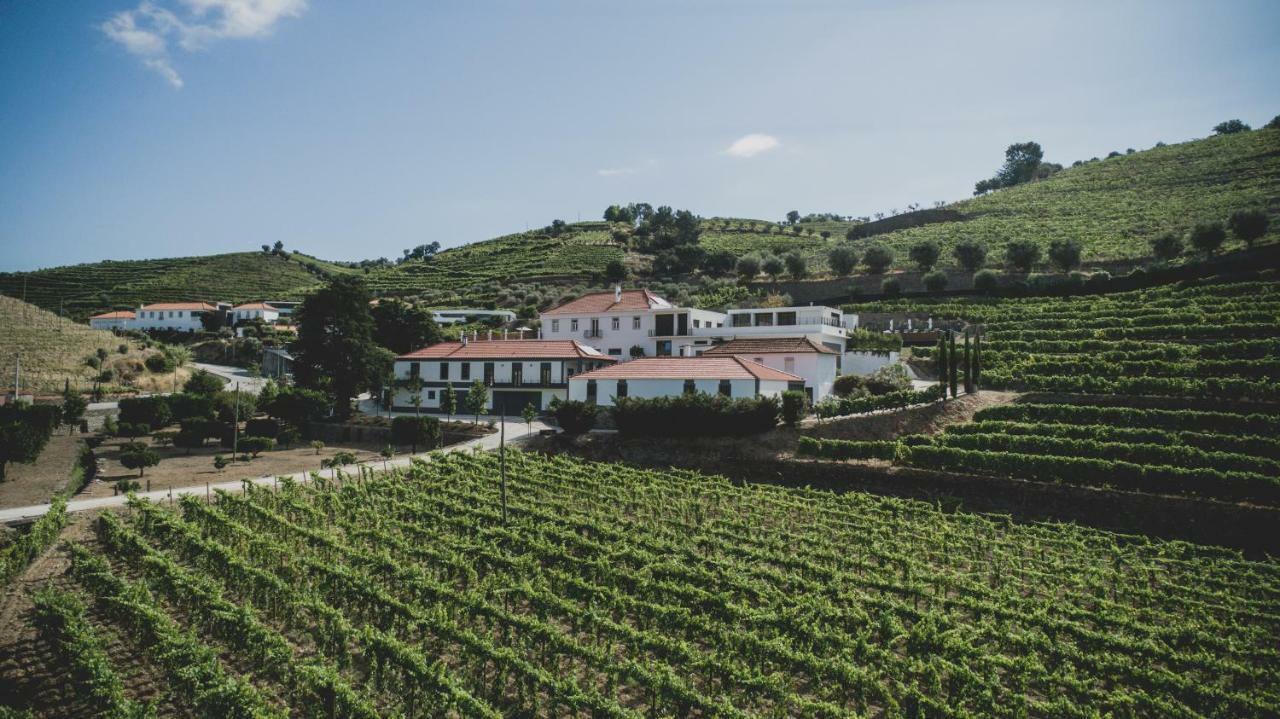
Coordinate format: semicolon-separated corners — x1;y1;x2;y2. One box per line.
132;302;221;332
539;286;727;359
88;310;136;331
702;337;839;403
567;356;804;407
392;339;615;414
231;302;281;325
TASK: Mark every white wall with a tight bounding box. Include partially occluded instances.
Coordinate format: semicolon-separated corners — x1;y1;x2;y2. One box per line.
733;352;838;402
540;308;728;360
568;377;757;406
395;358;568;385
131;309;206;332
89;318;132;331
843;350;900;376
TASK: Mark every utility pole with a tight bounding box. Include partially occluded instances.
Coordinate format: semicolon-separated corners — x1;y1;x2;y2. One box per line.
13;353;20;400
232;381;240;459
499;406;508;525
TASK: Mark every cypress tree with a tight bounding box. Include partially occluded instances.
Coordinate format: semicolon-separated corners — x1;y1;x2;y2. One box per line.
973;331;982;390
937;334;948;399
963;331;973;393
948;331;959;398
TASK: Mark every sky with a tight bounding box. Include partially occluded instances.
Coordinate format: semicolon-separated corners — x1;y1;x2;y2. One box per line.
1;0;1278;271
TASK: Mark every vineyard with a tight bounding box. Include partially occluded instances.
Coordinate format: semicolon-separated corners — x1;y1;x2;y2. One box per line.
2;451;1277;717
0;295;139;395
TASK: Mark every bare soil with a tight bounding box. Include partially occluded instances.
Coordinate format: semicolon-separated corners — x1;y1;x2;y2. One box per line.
0;434;85;510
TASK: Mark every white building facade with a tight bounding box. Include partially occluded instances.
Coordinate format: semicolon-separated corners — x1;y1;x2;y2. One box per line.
430;309;517;325
703;337;840;403
132;302;219;332
392;339;615;414
567;357;804;407
231;303;281;325
540;288;727;359
89;311;136;331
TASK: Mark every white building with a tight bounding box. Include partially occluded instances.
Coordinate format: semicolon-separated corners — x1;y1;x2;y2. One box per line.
88;310;135;331
540;287;726;359
430;309;517;325
231;302;281;325
721;306;847;354
392;339;615;414
702;337;840;403
132;302;219;332
567;356;804;407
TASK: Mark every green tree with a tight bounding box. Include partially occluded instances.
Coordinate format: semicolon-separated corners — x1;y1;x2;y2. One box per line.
922;271;948;292
521;402;537;431
1150;232;1183;262
294;276;380;419
785;210;800;225
1213;119;1250;135
552;400;597;435
702;249;737;276
1266;115;1280;130
783;252;808;280
118;443;159;477
863;245;894;274
0;405;56;481
440;383;457;425
262;386;329;428
735;255;761;281
1047;239;1082;272
213;455;229;472
952;240;987;272
371;298;442;355
464;379;488;423
1004;240;1041;272
61;391;87;435
183;370;224;395
1227;208;1269;249
174;430;204;455
391;416;439;453
310;440;325;455
974;141;1046;195
908;240;941;271
603;259;627;283
761;255;785;282
880;277;901;296
781;391;807;427
1188;221;1226;257
973;269;1000;293
239;436;275;458
826;246;858;276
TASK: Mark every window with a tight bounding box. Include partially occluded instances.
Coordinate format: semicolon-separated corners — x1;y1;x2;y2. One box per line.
611;317;620;330
693;319;700;328
732;314;750;327
607;348;621;355
427;390;436;400
586;380;597;403
461;362;471;380
540;362;551;386
409;362;420;378
633;316;641;330
754;313;773;327
777;311;797;326
484;362;495;385
683;379;696;395
718;380;732;396
512;364;523;386
440;362;450;380
784;357;796;374
570;319;579;332
617;379;627;398
551;319;560;333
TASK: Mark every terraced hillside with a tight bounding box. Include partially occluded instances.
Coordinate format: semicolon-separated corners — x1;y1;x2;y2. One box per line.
0;252;333;320
2;452;1277;717
0;295;132;395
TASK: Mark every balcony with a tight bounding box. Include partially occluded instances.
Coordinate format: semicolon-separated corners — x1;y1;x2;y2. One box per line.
583;329;604;339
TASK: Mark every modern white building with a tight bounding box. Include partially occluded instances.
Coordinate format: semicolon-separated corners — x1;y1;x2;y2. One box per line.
702;337;840;403
89;310;136;331
540;287;726;359
231;302;281;325
430;309;517;325
567;356;804;407
721;306;847;354
132;302;220;332
392;339;615;414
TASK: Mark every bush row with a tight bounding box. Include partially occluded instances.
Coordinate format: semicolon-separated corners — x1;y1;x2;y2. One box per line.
796;437;898;461
815;384;947;419
949;421;1280;461
974;403;1280;435
981;373;1280;401
612;394;780;437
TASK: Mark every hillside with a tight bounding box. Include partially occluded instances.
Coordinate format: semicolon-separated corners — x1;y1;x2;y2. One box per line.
3;127;1276;318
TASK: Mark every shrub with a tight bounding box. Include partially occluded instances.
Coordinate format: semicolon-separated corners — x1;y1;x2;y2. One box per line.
118;396;171;430
611;394;779;437
864;364;913;395
783;252;808;280
1004;239;1041;272
239;436;275;458
277;428;301;449
863;245;894;274
1227;208;1269;249
735;255;761;280
827;246;858;276
973;269;1000;293
552;400;597;435
833;374;868;397
183;370;224;395
1150;232;1183;261
921;270;948;292
761;255;785;281
781;391;808;427
908;240;941;271
214;391;257;423
1188;221;1226;257
1212;119;1250;135
144;354;175;373
167;393;215;422
1266;114;1280;131
880;277;901;296
391;415;441;452
118;445;159;477
797;437;899;461
952;240;987;272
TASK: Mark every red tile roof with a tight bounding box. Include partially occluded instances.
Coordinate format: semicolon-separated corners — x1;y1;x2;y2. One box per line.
139;302;219;311
570;357;802;382
397;339;615;361
91;311;135;320
702;337;838;355
541;289;672;315
232;303;278;311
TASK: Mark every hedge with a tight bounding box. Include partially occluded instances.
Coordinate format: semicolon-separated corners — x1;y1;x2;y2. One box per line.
612;394;780;437
815;384;946;419
796;437;899;461
974;404;1280;436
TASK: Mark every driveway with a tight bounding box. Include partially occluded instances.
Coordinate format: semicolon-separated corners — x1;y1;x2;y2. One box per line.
0;419;549;524
191;363;271;395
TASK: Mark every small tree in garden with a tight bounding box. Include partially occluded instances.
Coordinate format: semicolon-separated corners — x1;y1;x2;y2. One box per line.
380;445;393;471
213;455;229;473
1189;221;1226;258
403;376;425;417
240;436;275;458
521;403;537;431
174;430;204;455
1150;232;1183;262
863;245;894;274
784;253;808;280
465;379;489;423
735;255;761;281
61;391;87;435
440;383;457;425
311;440;325;455
119;443;159;477
781;391;808;427
908;240;941;271
1227;208;1268;249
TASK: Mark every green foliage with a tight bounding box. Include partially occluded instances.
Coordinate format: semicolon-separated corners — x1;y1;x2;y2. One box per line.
464;379;489;421
183;370;225;395
118;444;160;477
1188;221;1226;257
797;437;898;461
294;275;379;419
783;253;807;280
61;391;88;433
735;254;761;280
826;245;858;276
761;255;785;282
391;416;440;452
552;400;597;435
863;245;894;274
1047;239;1082;272
908;240;941;271
521;403;537;428
239;436;276;458
1213;119;1250;135
1150;232;1183;261
973;269;1000;293
213;390;257;424
815;385;945;419
0;403;58;482
781;391;808;427
371;298;442;355
118;396;172;430
263;386;330;428
1004;239;1041;272
880;277;901;296
611;394;779;437
144;353;175;373
604;258;627;283
168;392;216;422
1227;208;1269;248
921;270;948;292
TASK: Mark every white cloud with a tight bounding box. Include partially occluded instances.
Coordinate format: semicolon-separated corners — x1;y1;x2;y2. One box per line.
724;133;780;158
597;167;637;177
101;0;306;88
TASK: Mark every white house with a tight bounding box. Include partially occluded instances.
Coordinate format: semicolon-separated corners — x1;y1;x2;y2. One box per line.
540;287;726;359
567;356;804;407
231;302;281;325
132;302;219;332
721;305;847;354
430;309;517;325
702;337;840;403
392;339;615;414
88;310;135;331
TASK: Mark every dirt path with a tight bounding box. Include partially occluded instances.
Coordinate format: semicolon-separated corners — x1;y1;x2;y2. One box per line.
802;391;1019;441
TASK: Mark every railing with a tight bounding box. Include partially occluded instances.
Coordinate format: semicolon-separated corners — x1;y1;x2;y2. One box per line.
583;329;603;339
648;329;690;337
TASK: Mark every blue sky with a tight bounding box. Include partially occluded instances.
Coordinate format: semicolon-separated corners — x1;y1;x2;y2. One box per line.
2;0;1278;271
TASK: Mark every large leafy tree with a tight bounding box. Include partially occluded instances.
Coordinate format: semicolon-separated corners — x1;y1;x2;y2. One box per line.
974;142;1051;195
371;299;442;355
0;405;57;481
1227;208;1269;249
293;276;380;420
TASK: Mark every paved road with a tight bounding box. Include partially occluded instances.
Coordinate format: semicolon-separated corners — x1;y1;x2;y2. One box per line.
191;362;271;395
0;419;549;524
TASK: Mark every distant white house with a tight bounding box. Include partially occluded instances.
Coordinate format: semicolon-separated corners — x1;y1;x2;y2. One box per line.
88;310;135;331
231;302;281;325
132;302;219;332
392;339;615;414
430;309;517;325
567;356;804;407
702;337;840;403
540;287;726;359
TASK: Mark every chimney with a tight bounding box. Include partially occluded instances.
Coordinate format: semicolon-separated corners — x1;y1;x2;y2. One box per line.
461;335;468;346
615;285;622;303
503;329;508;340
487;329;492;341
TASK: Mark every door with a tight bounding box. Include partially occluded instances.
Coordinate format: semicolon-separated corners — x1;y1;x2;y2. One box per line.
494;391;541;415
